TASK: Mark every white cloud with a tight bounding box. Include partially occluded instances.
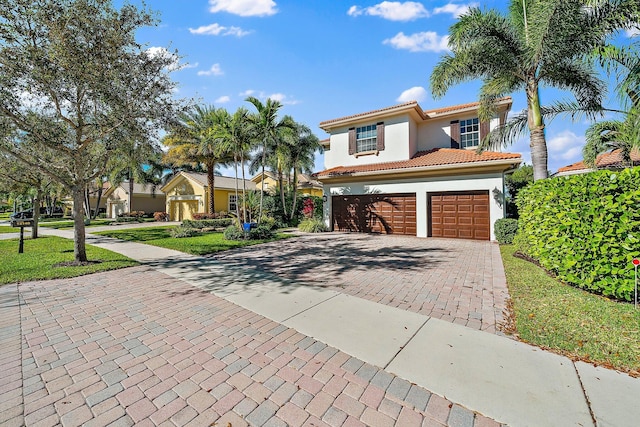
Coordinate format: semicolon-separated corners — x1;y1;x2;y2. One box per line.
433;2;477;18
183;62;199;69
396;86;427;103
626;26;639;38
348;2;429;21
383;32;449;52
209;0;277;17
146;46;181;71
239;89;256;97
197;64;224;76
215;95;231;104
547;130;585;161
267;93;299;105
189;23;251;37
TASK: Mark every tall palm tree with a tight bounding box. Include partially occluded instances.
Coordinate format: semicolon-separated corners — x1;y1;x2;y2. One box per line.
215;107;254;222
583;42;640;167
285;121;322;220
246;96;293;222
163;105;232;214
430;0;639;181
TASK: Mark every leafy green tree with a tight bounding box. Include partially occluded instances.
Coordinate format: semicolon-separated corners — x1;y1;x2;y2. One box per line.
163;105;232;214
0;0;183;262
430;0;639;181
505;164;534;218
583;43;640;167
246;97;294;222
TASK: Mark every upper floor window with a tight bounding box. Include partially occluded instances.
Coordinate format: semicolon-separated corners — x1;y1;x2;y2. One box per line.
356;124;377;153
460;118;479;148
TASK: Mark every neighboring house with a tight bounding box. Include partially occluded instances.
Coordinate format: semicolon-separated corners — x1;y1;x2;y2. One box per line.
103;182;165;218
315;98;522;240
554;149;640;177
161;172;256;221
251;171;324;197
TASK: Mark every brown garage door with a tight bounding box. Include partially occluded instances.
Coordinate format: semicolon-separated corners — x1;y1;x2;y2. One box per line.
332;193;416;236
429;191;490;240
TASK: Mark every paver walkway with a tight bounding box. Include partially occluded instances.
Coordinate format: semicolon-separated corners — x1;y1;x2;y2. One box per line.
209;233;509;333
1;267;500;427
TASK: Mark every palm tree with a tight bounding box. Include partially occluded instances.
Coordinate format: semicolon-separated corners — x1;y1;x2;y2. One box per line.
163;105;232;214
215;107;254;222
583;43;640;167
285;121;322;220
246;96;293;222
430;0;639;181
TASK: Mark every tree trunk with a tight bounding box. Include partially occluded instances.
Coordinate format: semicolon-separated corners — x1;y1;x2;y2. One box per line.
233;154;241;224
278;171;287;217
31;190;41;239
207;162;215;214
128;171;134;214
290;169;299;221
258;147;266;224
527;79;548;181
72;186;88;262
241;154;247;223
93;183;103;220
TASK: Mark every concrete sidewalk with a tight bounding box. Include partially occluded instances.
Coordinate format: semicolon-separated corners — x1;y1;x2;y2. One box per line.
38;227;640;426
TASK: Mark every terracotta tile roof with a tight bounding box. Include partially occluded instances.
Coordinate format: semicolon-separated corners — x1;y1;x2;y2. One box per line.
315;148;521;178
319;101;423;127
556;149;640;174
424;97;511;116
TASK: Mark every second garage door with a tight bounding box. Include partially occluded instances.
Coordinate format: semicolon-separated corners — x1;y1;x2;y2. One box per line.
429;191;490;240
332;193;416;236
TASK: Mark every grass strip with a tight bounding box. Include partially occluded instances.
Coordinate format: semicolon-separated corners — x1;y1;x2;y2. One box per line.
94;226;292;256
0;236;137;284
500;244;639;375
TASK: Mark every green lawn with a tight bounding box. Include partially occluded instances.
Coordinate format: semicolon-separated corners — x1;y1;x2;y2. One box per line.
501;245;640;375
0;236;137;284
94;226;291;255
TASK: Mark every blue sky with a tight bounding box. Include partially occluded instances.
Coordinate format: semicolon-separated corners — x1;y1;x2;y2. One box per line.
130;0;638;174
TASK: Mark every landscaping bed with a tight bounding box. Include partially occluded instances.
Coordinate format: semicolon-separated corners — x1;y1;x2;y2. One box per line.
500;244;639;376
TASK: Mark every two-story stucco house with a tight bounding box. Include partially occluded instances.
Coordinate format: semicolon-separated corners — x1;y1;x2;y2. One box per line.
315;98;522;240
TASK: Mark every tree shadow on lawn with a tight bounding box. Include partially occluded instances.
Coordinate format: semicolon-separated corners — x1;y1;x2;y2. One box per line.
203;233;454;289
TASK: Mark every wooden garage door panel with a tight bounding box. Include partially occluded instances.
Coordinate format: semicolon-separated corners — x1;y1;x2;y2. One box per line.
429;191;490;240
332;193;416;236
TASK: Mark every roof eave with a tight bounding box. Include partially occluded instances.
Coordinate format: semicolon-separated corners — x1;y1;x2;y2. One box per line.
317;158;522;181
319;102;425;131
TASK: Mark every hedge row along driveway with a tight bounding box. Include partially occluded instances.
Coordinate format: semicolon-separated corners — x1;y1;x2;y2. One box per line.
516;167;640;301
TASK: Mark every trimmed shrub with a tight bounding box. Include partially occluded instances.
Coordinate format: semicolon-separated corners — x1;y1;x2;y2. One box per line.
259;216;278;231
170;225;200;238
298;218;328;233
494;218;518;244
154;211;169;222
112;216;141;223
183;218;233;229
515;168;640;301
223;225;245;240
223;224;275;240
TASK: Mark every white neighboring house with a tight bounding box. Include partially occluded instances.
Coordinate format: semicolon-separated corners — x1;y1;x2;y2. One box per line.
315;98;522;240
104;182;166;218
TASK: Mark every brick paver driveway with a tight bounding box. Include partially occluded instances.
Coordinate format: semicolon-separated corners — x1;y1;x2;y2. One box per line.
0;266;502;427
211;233;510;334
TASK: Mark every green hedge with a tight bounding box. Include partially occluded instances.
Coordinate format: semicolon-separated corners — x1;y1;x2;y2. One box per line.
182;218;233;229
515;168;640;301
494;218;518;244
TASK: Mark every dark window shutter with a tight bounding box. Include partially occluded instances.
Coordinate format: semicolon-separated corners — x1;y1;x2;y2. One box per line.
480;120;490;142
376;122;385;151
348;127;356;155
450;120;460;149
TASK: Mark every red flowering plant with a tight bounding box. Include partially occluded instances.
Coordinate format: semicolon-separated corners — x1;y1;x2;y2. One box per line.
302;198;314;219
